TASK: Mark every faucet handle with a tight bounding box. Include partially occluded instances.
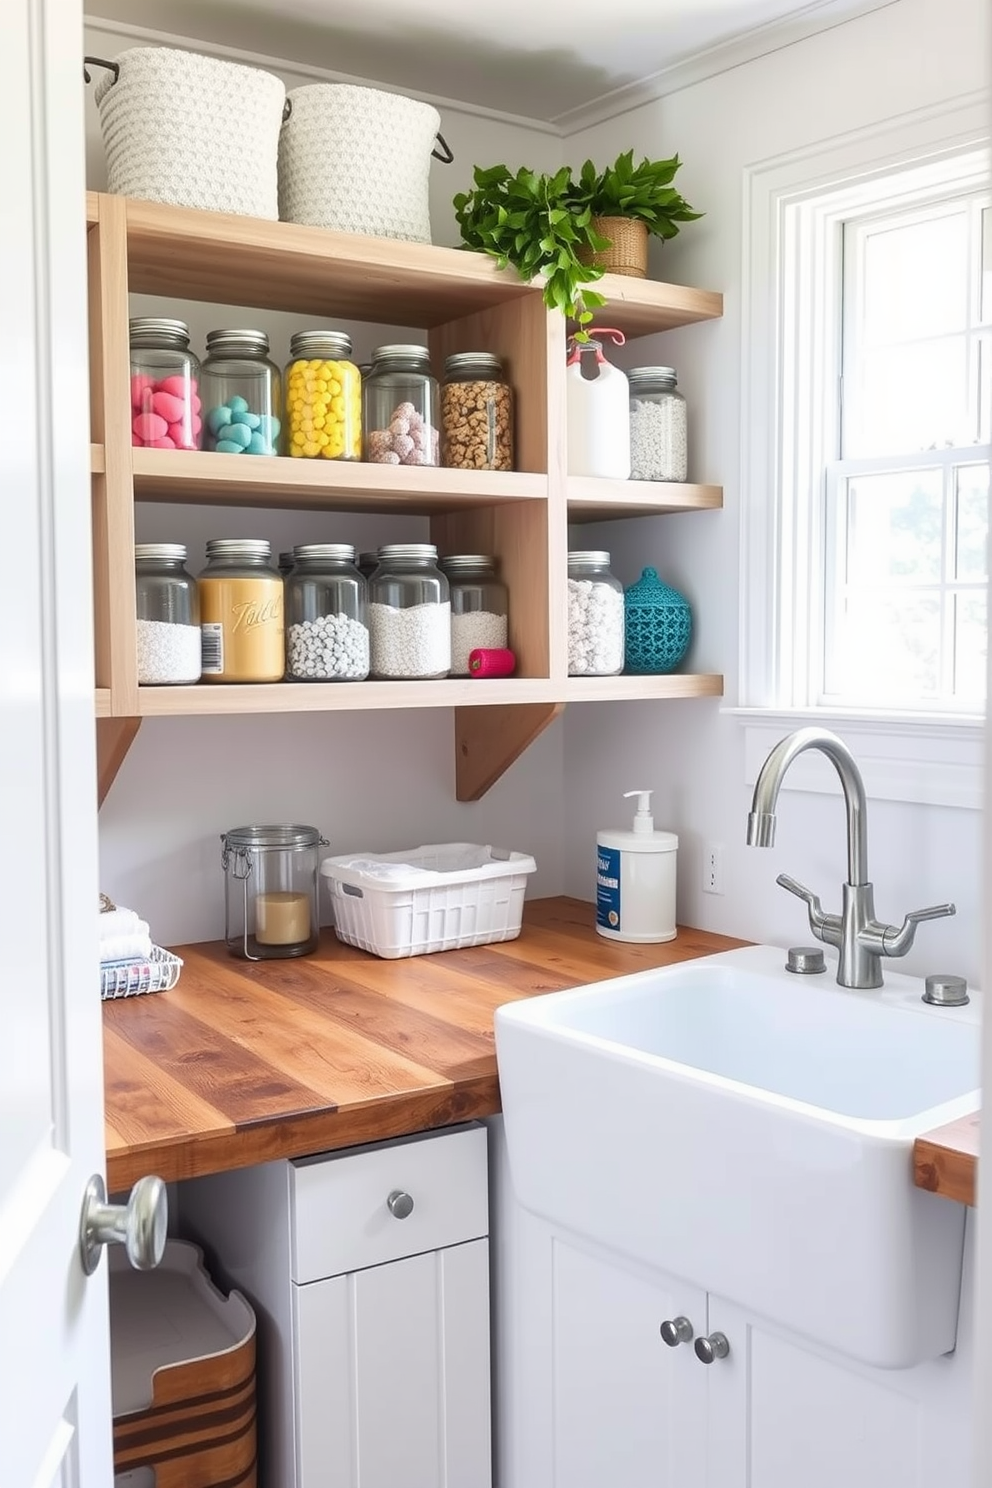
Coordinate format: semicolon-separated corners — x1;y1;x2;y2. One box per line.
881;902;956;958
777;873;821;909
776;874;841;947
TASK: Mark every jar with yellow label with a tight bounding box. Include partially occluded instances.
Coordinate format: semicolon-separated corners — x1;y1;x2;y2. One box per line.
285;331;361;460
198;539;285;682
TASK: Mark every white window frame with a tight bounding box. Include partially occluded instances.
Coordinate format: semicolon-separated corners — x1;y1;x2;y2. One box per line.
733;93;990;810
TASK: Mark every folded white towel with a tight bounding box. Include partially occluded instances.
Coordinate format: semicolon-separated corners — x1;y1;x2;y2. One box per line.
99;928;153;963
99;906;144;942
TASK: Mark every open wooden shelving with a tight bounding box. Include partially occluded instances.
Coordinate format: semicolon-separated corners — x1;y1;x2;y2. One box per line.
86;190;725;803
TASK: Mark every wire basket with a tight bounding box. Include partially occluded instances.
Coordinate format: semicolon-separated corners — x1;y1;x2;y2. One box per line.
100;946;183;1001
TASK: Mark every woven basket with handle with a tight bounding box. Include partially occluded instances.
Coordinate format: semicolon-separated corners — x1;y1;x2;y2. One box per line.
578;216;649;278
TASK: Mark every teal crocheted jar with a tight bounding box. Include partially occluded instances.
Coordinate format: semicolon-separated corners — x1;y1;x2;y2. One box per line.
624;566;692;673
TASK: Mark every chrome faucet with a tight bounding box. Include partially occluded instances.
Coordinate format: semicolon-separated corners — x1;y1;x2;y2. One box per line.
746;727;955;989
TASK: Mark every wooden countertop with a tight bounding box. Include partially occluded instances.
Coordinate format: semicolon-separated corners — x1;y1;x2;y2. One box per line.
102;895;979;1204
103;897;745;1192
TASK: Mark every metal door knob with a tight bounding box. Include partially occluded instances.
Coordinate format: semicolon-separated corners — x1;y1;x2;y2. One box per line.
79;1173;167;1275
387;1189;414;1219
659;1315;694;1347
694;1331;730;1364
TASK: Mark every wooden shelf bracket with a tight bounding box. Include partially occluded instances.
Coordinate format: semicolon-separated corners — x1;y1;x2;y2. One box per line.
97;717;141;807
454;702;564;802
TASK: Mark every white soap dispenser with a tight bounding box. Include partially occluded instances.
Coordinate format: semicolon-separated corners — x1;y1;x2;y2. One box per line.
596;789;678;943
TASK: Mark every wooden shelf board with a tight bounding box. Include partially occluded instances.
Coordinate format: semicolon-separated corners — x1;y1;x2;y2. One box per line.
87;192;724;338
95;673;725;718
568;479;723;520
90;442;105;474
130;448;545;513
563;673;724;702
95;689;113;718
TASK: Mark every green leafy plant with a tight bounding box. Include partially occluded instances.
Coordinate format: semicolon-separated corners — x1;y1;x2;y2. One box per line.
452;152;702;335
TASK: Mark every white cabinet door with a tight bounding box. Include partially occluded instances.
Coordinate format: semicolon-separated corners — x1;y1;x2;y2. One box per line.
547;1236;706;1488
294;1239;492;1488
706;1295;973;1488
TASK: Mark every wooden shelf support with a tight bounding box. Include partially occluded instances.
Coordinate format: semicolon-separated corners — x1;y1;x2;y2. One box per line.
454;702;564;801
97;717;141;806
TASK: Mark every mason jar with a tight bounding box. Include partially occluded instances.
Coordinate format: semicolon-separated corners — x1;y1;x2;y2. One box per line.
285;544;369;681
134;543;201;684
567;550;625;676
220;823;328;960
198;538;284;682
628;366;688;482
362;345;439;466
201;329;283;455
441;352;514;471
129;317;201;451
368;543;450;678
285;330;361;460
440;554;509;675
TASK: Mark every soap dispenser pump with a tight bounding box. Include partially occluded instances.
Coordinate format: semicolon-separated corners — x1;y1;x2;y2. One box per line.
596;789;678;943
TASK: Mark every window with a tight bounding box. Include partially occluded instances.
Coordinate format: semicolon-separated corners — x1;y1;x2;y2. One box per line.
738;98;990;808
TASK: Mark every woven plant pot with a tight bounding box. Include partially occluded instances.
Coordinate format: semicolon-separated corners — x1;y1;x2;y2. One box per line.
91;48;285;219
579;216;649;278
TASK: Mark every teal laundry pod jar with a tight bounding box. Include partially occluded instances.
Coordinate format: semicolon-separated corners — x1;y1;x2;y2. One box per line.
623;566;692;673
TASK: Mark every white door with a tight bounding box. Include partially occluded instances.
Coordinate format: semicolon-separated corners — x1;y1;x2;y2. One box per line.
1;1;113;1484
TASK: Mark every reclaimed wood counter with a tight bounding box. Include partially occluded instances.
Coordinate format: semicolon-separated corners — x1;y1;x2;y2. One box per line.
913;1114;980;1207
103;896;746;1193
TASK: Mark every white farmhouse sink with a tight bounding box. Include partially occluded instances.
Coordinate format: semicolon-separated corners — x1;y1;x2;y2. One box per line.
494;943;980;1369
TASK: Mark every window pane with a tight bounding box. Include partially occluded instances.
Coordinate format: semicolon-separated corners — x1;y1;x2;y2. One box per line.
954;592;987;699
856;339;971;454
955;463;989;580
982;206;992;324
846;470;943;584
863;212;969;344
829;592;940;700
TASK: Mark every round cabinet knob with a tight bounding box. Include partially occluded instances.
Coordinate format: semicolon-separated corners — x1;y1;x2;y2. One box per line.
659;1316;694;1347
387;1189;415;1220
79;1173;168;1276
694;1331;730;1364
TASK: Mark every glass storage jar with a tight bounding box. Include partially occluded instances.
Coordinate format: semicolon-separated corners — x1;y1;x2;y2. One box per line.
362;345;439;466
129;317;201;451
201;329;283;455
285;330;361;460
134;543;201;684
567;550;625;676
198;538;285;683
440;555;509;675
441;353;514;471
628;366;688;482
285;544;369;681
221;823;328;960
368;543;450;679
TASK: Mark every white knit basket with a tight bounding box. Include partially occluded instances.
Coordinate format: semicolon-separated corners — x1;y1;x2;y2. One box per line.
279;84;443;243
92;47;286;219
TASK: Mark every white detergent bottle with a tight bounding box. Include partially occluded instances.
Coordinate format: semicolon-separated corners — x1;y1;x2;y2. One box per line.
596;789;678;943
566;327;631;478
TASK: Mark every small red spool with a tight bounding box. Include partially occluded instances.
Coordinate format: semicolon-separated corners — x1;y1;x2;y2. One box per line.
468;647;517;677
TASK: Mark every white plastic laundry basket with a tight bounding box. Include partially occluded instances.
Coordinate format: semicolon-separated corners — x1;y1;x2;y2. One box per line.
278;83;451;243
89;47;286;219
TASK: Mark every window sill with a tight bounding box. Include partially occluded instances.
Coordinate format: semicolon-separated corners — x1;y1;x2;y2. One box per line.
726;707;984;811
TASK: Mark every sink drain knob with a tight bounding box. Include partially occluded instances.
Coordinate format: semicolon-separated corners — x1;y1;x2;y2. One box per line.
922;974;969;1007
785;946;826;975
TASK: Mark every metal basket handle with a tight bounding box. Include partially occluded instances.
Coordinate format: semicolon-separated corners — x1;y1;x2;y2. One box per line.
83;56;119;86
432;132;454;164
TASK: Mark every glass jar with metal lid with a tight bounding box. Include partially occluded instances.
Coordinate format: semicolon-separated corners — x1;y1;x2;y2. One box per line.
134;543;201;684
362;345;439;466
198;539;284;683
628;366;688;482
220;823;328;960
440;555;509;675
441;352;514;471
285;330;361;460
285;544;369;682
368;543;450;679
201;329;283;455
567;550;625;676
129;317;202;451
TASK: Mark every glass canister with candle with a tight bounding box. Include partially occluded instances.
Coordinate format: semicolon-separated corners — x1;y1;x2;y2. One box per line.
221;823;328;960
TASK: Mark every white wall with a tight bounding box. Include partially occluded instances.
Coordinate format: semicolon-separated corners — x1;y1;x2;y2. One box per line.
85;17;567;941
562;0;989;985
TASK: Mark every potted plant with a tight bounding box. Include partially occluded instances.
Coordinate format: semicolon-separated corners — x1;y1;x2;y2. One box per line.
453;151;701;334
573;150;703;278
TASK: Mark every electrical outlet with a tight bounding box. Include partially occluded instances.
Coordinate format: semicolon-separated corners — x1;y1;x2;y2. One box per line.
703;843;724;895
